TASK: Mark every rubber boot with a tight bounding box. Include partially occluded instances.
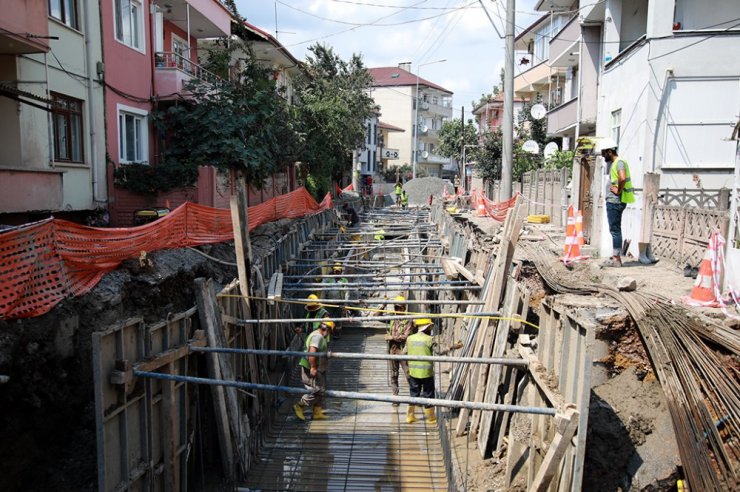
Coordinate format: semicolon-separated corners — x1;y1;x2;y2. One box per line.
424;407;437;424
293;403;305;421
312;406;328;420
406;405;417;424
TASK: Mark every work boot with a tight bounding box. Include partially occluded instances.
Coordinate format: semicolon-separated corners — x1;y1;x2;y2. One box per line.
423;407;437;424
392;384;400;407
293;403;305;421
406;405;417;424
312;406;328;420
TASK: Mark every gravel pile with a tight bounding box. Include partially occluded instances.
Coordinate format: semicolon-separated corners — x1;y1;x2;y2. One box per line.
402;177;448;205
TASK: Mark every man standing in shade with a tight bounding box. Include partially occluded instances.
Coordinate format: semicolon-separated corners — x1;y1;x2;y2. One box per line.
384;295;414;405
596;138;635;267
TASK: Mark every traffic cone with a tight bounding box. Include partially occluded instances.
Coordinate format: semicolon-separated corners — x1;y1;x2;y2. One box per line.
683;232;722;307
562;205;582;264
477;194;486;217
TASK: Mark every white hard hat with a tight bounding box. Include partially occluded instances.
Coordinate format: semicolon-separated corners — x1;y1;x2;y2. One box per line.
594;137;618;152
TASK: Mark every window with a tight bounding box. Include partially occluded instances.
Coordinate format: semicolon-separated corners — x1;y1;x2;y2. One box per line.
49;0;79;30
51;93;84;163
172;34;190;72
115;0;143;50
118;106;148;163
610;109;621;147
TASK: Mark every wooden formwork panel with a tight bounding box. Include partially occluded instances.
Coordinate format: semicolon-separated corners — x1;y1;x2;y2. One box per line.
93;310;195;492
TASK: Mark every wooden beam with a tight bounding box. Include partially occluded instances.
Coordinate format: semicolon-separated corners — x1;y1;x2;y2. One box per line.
231;172;253;311
528;408;579;492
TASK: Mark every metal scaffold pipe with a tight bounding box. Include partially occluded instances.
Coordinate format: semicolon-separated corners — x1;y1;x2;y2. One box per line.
282;280;474;287
282;298;484;306
236;312;502;324
134;370;557;416
281;272;445;279
190;346;529;368
283;285;480;292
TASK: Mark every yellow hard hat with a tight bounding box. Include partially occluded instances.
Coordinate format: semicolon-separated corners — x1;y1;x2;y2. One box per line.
320;320;335;330
306;294;320;310
332;262;343;271
394;295;406;302
414;318;434;331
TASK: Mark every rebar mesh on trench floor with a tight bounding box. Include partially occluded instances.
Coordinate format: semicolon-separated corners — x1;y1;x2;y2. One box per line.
241;328;449;491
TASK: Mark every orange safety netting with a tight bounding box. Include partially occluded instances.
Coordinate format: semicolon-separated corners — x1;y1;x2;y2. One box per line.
471;190;519;222
0;187;331;320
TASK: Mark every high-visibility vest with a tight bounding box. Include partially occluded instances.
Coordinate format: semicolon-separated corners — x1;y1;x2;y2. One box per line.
304;307;328;334
395;185;402;195
374;229;385;241
610;158;635;204
407;332;433;379
299;330;327;370
400;193;408;205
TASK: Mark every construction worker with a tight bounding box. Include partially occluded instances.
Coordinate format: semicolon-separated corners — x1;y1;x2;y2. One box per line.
342;203;360;228
385;295;413;404
404;318;462;424
596;137;635;267
296;294;332;341
400;190;409;209
374;228;385;241
294;320;333;421
394;182;403;206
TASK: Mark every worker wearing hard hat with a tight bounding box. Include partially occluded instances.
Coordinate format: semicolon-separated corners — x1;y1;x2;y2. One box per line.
374;228;385;241
595;137;635;267
294;320;333;421
404;318;462;424
384;295;414;404
297;294;332;341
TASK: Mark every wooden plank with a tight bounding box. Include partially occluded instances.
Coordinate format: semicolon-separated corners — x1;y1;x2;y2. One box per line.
528;408;579;492
231;172;253;310
267;272;284;303
194;278;236;480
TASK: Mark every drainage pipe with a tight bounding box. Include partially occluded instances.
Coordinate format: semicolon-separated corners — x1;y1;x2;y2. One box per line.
190;346;529;368
134;371;556;416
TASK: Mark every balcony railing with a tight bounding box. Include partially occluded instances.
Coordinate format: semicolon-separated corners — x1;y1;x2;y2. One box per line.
154;52;225;86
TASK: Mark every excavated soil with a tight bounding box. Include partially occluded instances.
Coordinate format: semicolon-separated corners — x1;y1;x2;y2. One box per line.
0;218;299;492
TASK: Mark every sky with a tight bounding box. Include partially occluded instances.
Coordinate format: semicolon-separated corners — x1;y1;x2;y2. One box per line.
234;0;542;120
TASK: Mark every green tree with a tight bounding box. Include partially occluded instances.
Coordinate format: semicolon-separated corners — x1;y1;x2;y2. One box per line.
292;44;375;196
474;129;503;181
437;118;478;164
149;41;298;190
545;149;575;170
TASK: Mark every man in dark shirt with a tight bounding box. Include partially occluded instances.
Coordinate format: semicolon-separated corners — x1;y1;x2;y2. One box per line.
342;203;360;227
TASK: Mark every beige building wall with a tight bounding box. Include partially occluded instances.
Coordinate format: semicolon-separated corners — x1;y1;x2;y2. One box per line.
371;86;414;170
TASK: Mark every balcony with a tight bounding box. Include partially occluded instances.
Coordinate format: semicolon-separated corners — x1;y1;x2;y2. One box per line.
154;0;231;38
154;52;225;96
0;0;49;54
417;151;449;165
514;61;552;96
549;16;579;68
546;98;577;136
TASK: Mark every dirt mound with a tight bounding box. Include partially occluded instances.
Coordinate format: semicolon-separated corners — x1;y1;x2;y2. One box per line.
403;177;447;205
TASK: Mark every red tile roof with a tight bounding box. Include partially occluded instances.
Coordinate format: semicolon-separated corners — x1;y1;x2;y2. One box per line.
378;120;405;132
369;67;452;94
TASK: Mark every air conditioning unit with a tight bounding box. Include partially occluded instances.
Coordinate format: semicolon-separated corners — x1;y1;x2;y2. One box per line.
422;151;429;159
418;115;424;124
418;141;425;150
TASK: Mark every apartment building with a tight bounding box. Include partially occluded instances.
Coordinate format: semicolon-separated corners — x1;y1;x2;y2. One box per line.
369;64;453;178
0;0;106;223
531;0;740;258
472;93;526;135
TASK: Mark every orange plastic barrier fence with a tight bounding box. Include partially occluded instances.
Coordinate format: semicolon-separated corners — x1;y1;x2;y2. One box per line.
0;187;331;320
471;190;518;222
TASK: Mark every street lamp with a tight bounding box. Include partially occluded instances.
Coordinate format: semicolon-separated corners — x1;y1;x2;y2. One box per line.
412;59;446;179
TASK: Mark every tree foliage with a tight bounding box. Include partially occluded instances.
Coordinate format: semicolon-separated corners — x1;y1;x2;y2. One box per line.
473;129;503;181
437;118;479;164
292;44;375;184
150;40;297;190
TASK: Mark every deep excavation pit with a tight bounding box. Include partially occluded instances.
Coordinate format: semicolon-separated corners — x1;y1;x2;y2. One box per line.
2;201;726;492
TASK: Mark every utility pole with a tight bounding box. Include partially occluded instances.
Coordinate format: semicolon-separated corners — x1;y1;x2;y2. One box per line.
460;106;465;184
501;0;515;200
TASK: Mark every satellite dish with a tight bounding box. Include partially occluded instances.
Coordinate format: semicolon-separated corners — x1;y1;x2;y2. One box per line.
422;125;429;133
530;103;547;120
544;142;559;159
422;151;429;159
523;140;540;154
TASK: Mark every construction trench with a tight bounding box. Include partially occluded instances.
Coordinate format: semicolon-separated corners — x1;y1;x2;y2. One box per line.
1;195;738;491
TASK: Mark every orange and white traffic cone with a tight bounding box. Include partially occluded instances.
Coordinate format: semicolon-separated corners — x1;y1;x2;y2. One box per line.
576;210;585;246
562;205;584;264
684;232;722;307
